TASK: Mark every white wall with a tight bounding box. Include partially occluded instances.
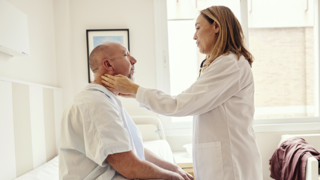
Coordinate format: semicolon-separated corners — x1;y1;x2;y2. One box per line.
54;0;158;117
0;0;57;87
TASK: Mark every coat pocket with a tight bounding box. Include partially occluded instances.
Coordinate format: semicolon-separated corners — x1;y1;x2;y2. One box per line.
194;141;224;180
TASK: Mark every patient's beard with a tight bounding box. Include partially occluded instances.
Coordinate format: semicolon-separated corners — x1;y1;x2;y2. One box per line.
128;70;135;82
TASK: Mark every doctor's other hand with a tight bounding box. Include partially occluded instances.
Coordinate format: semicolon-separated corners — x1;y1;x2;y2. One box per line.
101;74;139;96
174;166;194;180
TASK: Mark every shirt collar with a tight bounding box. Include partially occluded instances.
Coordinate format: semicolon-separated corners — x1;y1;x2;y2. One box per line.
85;84;117;100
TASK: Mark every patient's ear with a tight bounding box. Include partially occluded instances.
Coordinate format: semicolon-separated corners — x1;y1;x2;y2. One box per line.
102;59;114;72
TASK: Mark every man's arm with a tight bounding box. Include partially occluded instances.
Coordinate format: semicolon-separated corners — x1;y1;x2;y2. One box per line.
106;150;184;180
144;148;194;180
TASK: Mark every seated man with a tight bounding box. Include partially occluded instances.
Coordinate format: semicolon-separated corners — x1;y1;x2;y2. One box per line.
59;42;193;180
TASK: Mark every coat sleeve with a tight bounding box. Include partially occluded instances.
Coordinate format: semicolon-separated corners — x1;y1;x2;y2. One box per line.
136;56;244;116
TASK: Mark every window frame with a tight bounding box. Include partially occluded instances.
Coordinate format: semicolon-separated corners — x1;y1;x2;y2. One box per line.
153;0;320;136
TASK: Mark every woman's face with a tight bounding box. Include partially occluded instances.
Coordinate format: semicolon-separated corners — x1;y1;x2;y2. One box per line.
194;14;220;55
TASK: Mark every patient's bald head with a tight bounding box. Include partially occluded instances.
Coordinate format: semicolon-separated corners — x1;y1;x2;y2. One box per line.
89;42;114;73
89;42;137;81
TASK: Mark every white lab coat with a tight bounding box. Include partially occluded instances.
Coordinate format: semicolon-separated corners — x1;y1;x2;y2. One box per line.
136;53;263;180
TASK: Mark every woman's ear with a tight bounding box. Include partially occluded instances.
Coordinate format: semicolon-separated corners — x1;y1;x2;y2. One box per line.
214;22;220;33
102;59;114;72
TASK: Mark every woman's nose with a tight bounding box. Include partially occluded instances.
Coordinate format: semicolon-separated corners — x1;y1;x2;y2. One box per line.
193;33;197;40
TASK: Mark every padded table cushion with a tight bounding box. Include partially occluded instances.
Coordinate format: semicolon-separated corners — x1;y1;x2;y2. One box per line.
15;156;58;180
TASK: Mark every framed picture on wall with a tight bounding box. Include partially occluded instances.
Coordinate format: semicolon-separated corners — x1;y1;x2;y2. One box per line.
86;29;130;83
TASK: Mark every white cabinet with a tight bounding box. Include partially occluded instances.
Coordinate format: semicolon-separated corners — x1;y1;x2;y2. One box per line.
0;0;29;56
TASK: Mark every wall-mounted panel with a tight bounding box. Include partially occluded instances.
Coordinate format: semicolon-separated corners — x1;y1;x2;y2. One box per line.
12;83;33;177
54;89;63;154
29;86;46;169
0;81;17;179
43;88;57;162
0;78;62;178
0;0;29;56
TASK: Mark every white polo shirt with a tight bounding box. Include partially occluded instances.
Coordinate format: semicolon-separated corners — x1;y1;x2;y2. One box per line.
59;84;145;180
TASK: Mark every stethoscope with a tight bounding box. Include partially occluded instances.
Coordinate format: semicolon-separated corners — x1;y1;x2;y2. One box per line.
198;58;206;77
200;58;206;68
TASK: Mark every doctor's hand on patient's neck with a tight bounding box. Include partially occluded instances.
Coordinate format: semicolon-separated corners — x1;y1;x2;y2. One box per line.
101;74;139;97
92;77;120;96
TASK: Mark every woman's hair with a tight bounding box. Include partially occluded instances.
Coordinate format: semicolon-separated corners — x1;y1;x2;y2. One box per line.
200;6;253;72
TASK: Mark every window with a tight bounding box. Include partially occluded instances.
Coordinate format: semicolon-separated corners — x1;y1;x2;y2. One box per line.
248;0;316;119
168;19;197;122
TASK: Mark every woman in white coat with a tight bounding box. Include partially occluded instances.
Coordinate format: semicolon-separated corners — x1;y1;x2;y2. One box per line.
102;6;263;180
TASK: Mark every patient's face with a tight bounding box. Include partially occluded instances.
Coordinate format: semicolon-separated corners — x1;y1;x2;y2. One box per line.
110;44;136;81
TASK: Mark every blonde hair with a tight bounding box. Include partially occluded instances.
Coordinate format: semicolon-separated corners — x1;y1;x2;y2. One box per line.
200;6;253;72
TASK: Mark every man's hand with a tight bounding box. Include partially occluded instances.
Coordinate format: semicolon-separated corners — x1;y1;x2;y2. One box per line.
106;150;182;180
144;148;194;180
166;171;185;180
173;166;194;180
